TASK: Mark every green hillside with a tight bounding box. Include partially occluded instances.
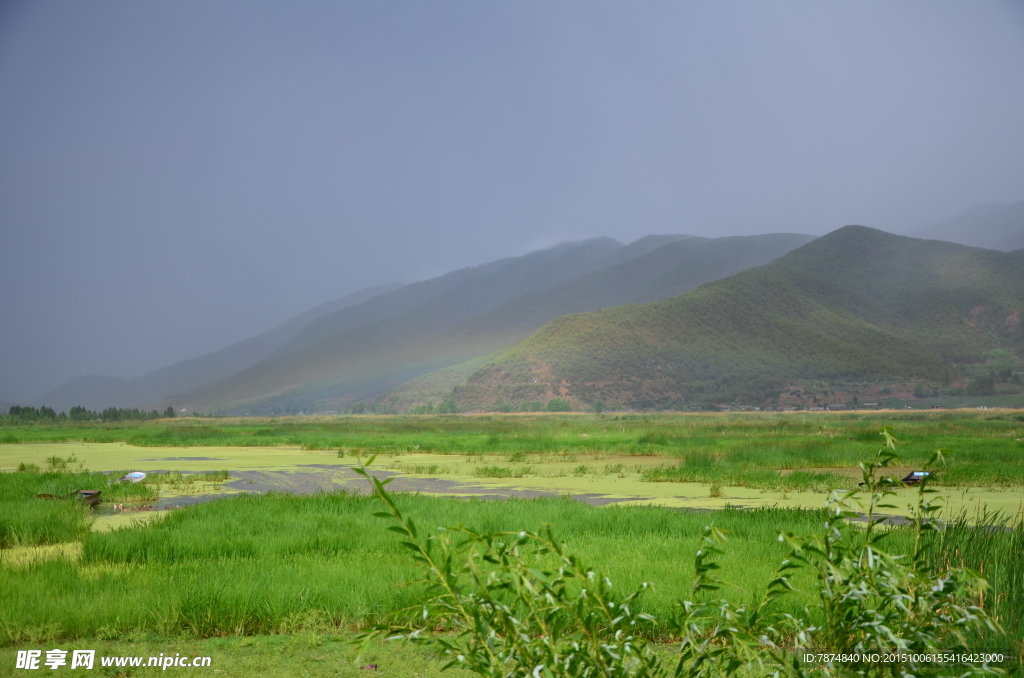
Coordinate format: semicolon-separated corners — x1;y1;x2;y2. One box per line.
452;227;1024;410
442;233;815;341
173;234;813;414
377;353;501;413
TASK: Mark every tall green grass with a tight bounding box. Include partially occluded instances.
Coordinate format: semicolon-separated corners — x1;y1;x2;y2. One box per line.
0;496;91;548
2;488;1021;649
925;511;1024;646
1;491;828;644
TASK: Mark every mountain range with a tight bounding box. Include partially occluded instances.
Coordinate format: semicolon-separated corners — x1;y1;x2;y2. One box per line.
452;226;1023;410
25;200;1023;414
167;233;814;413
32;232;813;413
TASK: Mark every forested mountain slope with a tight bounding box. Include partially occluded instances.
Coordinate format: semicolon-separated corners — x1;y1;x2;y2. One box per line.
444;234;816;341
452;227;1024;410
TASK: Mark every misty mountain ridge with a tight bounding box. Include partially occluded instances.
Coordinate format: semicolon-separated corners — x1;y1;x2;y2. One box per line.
163;232;815;414
28;236;690;412
449;226;1023;410
27;204;1021;415
32;282;402;412
910;200;1024;252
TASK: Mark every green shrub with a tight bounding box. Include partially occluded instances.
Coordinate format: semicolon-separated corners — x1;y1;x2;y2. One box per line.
546;398;571;412
967;375;996;397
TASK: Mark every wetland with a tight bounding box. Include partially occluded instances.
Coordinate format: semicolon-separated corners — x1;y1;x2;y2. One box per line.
3;410;1024;672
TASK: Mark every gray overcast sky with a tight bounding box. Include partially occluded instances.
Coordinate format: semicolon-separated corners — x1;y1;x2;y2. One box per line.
1;1;1023;402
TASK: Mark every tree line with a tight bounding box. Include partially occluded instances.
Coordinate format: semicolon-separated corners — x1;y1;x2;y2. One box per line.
4;405;177;423
409;397;573;415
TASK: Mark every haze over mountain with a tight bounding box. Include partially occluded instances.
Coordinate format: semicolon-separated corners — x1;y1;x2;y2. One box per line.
911;200;1024;252
451;227;1024;410
3;3;1023;406
161;232;814;414
33;283;401;413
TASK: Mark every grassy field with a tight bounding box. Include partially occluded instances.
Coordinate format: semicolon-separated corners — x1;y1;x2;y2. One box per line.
2;411;1024;673
1;487;1022;665
1;491;837;642
3;409;1023;512
2;409;1024;527
2;410;1023;478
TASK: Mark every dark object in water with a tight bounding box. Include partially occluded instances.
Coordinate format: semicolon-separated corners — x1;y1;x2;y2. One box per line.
860;471;932;487
75;490;102;506
34;490;102;506
901;471;930;485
